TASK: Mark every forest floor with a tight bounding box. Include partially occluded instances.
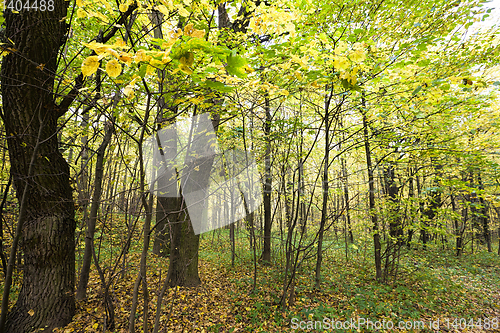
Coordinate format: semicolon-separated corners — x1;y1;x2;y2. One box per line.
47;231;500;333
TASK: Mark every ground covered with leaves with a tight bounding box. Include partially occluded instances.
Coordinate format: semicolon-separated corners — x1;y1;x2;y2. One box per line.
45;232;500;333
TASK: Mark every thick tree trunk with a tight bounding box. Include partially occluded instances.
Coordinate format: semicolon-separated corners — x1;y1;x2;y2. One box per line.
166;192;200;287
166;113;220;287
0;2;75;331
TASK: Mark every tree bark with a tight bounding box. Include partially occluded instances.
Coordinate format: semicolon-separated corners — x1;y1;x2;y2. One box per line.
0;2;76;331
362;106;382;281
315;84;333;289
76;121;114;300
477;173;491;252
261;96;272;264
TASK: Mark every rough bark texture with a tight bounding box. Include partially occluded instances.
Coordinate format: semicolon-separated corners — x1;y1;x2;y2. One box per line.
166;201;200;287
1;2;75;331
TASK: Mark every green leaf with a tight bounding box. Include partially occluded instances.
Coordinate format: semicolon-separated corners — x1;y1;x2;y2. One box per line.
226;53;247;78
204;80;234;92
417;59;430;67
138;63;148;78
412;85;422;96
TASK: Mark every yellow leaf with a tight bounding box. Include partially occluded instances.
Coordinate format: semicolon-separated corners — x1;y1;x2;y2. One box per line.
119;3;128;12
119;52;133;66
123;85;135;98
149;58;164;66
28;309;34;316
114;39;127;48
349;49;366;63
184;23;194;36
77;8;87;18
179;64;193;74
178;5;189;17
162;53;171;64
334;41;348;54
106;59;122;78
92;323;98;329
83;41;114;55
160;0;174;10
76;0;83;6
92;11;109;23
333;55;349;71
190;29;205;39
179;52;194;66
157;4;169;15
81;56;99;77
134;49;151;63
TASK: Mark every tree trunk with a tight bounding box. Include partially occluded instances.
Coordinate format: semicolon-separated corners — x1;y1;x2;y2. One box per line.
76;122;114;300
0;2;76;331
261;97;272;264
315;85;333;289
477;174;492;252
166;113;221;287
362;106;382;281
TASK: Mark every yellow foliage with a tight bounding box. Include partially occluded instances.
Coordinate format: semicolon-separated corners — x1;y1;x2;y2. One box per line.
134;49;151;63
118;52;133;66
81;56;99;77
119;3;128;12
179;52;194;66
333;56;349;71
160;0;174;10
184;23;194;35
334;41;348;54
183;23;205;38
177;5;189;17
179;64;193;74
349;49;366;63
83;41;114;55
123;85;135;98
77;8;87;18
157;4;169;15
105;59;122;78
92;11;109;23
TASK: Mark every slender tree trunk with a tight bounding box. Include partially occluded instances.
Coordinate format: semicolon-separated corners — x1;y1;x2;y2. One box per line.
315;85;333;289
0;2;76;331
406;168;415;247
0;175;12;274
341;157;353;243
362;106;382;281
76;122;114;300
384;165;402;242
478;174;492;252
261;96;272;264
